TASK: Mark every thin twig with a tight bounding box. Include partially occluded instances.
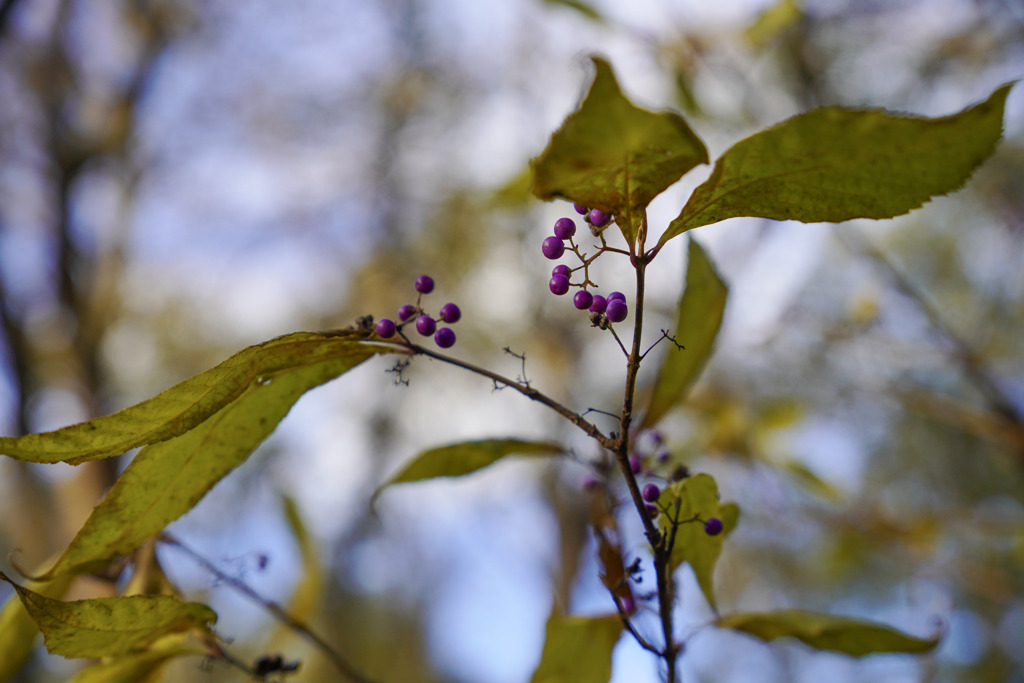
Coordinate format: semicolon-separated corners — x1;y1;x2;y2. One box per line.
159;534;382;683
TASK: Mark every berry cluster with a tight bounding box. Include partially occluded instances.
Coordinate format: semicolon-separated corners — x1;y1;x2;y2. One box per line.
592;429;723;537
374;275;461;348
540;207;628;325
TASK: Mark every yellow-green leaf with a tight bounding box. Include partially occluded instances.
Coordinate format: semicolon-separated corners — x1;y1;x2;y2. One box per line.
64;634;206;683
39;338;377;579
715;609;941;657
0;572;216;659
0;331;375;465
659;82;1015;246
643;238;728;428
373;438;563;501
531;56;708;245
0;572;74;682
529;612;623;683
658;474;739;611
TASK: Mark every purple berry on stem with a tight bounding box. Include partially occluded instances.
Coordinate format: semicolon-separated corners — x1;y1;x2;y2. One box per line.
589;209;611;227
646;504;659;518
629;456;642;474
573;290;593;310
439;303;461;323
606;298;628;323
704;518;724;536
552;264;571;278
434;327;456;348
549;274;570;296
415;275;435;294
415;315;436;336
542;236;566;260
589;294;607;314
375;318;397;338
397;304;417;322
553;217;576;240
642;483;661;502
574;202;589;215
607;291;626;302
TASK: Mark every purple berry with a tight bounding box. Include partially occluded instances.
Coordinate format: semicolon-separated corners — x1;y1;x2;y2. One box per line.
646;504;659;518
573;290;593;310
552;264;571;278
542;236;565;260
589;209;611;227
589;295;607;314
375;318;397;338
415;315;436;336
439;303;461;323
434;327;456;348
397;304;417;322
574;202;589;215
704;518;724;536
553;217;576;240
656;448;670;463
606;299;628;323
549;274;570;296
607;291;626;303
642;483;661;502
629;456;642;474
415;275;435;294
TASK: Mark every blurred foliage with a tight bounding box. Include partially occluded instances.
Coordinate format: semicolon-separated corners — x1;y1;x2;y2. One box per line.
0;0;1022;681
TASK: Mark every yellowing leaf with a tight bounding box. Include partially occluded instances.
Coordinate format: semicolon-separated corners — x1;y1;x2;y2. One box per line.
0;572;216;659
0;331;375;465
658;474;738;612
64;634;206;683
280;495;322;623
643;238;728;428
659;82;1015;246
530;612;623;683
531;57;708;245
373;438;563;501
0;572;74;682
39;339;377;579
715;609;941;657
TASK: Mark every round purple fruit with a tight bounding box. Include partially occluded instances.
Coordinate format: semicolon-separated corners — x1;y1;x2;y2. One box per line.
415;315;437;336
439;303;461;324
606;298;628;323
589;209;611;227
434;327;456;348
375;318;397;338
397;304;417;322
415;275;435;294
642;483;661;503
549;274;570;296
542;236;566;260
704;518;724;536
573;290;594;310
553;217;576;240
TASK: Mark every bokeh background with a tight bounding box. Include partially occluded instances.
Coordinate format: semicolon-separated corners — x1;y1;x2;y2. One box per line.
1;0;1023;681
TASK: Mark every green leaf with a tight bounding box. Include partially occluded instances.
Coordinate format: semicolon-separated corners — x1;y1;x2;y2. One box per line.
0;572;74;682
0;572;216;659
64;634;206;683
529;613;623;683
531;56;708;245
38;336;377;579
373;439;563;501
0;331;376;465
642;238;728;428
659;82;1015;246
658;474;739;611
715;609;941;657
